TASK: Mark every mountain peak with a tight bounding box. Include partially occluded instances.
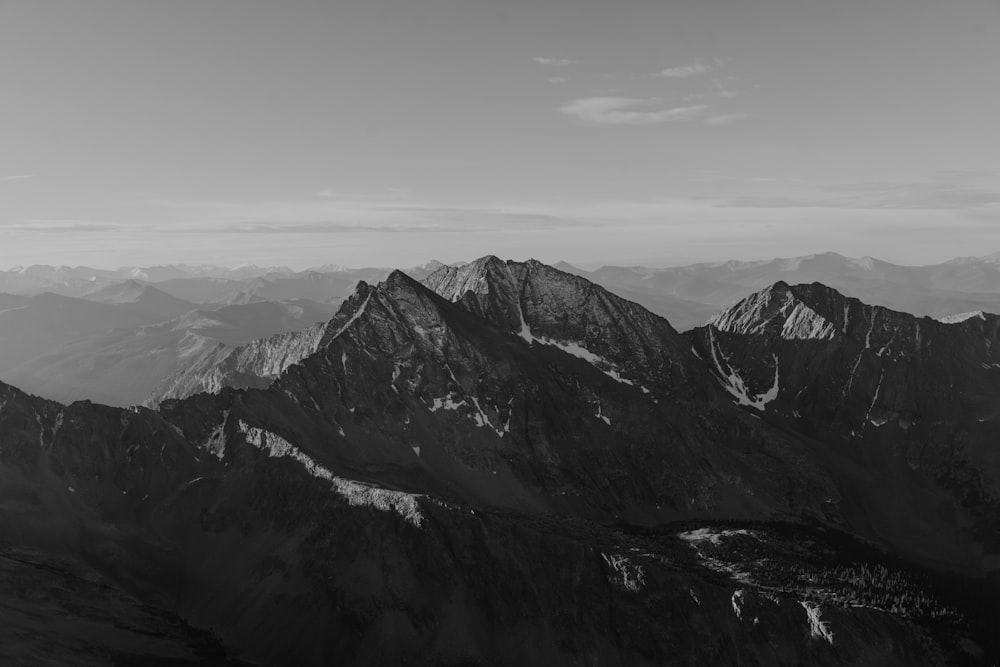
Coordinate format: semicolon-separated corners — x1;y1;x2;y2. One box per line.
383;269;426;294
422;255;509;301
710;281;846;341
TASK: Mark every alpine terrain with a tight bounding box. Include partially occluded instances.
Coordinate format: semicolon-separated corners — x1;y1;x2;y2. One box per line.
0;257;997;665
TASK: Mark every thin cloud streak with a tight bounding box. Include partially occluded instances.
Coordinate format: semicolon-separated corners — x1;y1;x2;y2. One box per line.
721;181;1000;210
656;58;726;78
533;56;579;66
558;97;710;126
657;63;712;78
704;113;750;126
0;220;122;233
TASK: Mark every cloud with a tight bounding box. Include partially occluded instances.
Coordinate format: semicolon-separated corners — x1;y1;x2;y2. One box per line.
314;187;406;200
657;62;712;78
0;219;120;233
148;197;589;235
657;58;728;79
1;174;35;183
533;56;579;66
547;76;568;84
704;113;749;126
721;181;1000;210
558;97;710;126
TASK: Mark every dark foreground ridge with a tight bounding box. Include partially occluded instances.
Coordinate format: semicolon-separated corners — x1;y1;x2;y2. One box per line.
0;257;998;665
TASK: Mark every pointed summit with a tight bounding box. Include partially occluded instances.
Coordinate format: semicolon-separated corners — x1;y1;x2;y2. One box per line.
710;281;850;341
422;255;524;333
423;256;701;391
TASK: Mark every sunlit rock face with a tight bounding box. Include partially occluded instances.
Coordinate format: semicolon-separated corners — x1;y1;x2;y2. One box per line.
691;281;1000;571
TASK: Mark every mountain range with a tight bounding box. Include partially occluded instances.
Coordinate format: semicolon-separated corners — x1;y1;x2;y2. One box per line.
1;255;999;664
9;251;1000;410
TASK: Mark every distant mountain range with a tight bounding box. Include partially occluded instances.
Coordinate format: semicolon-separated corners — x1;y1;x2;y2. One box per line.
0;263;446;406
8;250;1000;409
563;251;1000;330
11;250;1000;327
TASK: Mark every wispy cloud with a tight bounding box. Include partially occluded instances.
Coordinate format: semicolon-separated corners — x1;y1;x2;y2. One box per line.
704;113;749;126
657;62;712;78
148;197;590;234
656;58;728;79
1;174;35;183
547;76;568;84
314;187;406;200
191;209;582;236
721;180;1000;210
0;219;121;233
558;97;709;126
533;56;579;66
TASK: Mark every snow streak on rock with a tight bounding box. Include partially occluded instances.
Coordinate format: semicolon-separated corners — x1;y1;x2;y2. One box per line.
678;528;757;584
238;420;423;525
517;309;644;390
800;601;835;644
328;291;372;341
601;552;645;593
732;589;745;620
708;329;780;411
939;311;986;324
203;410;229;460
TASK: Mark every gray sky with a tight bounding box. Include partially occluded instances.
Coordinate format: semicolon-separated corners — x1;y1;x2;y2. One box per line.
2;0;999;268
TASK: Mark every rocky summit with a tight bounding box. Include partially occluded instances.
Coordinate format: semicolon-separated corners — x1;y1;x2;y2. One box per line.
1;258;997;665
690;281;1000;572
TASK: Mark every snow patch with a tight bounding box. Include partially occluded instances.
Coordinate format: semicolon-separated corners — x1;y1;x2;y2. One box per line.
430;394;465;411
679;527;755;546
678;528;759;584
732;589;745;620
708;330;779;411
864;310;878;349
329;292;372;341
601;553;645;592
862;370;884;434
541;339;648;391
390;361;402;393
237;420;423;525
432;365;510;437
203;410;229;460
511;301;645;389
801;601;835;644
595;402;611;425
939;311;986;324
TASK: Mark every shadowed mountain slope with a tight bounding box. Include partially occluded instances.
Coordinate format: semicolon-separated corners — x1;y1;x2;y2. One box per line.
1;260;997;664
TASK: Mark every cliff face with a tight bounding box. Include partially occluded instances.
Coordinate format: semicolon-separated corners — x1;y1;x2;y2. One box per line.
691;281;1000;570
148;319;332;404
1;262;997;665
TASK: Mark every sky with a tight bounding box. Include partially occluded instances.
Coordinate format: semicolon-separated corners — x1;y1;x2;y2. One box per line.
2;0;1000;269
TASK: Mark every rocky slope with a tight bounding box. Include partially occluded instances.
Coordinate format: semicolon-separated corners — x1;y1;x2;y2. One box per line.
148;319;330;404
1;260;997;664
0;293;337;407
0;376;986;665
690;281;1000;572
